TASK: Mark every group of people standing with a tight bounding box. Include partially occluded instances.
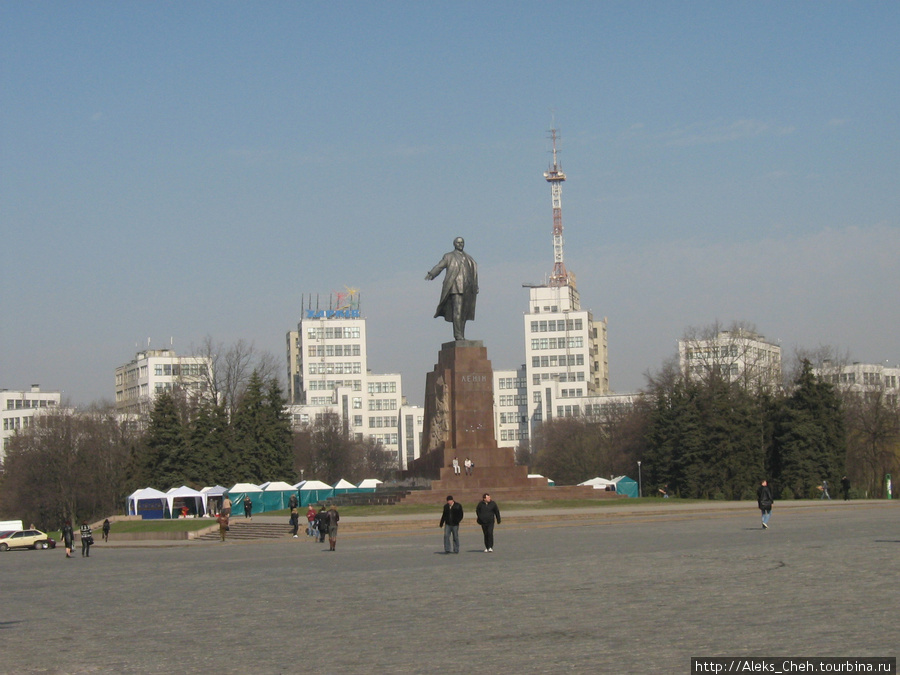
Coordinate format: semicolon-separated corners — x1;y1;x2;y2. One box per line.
310;504;340;550
287;494;340;550
440;493;501;554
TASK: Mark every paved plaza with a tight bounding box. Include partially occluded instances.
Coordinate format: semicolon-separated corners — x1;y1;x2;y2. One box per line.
3;500;897;674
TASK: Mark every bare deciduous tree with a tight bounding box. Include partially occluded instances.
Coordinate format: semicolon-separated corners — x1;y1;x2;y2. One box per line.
192;336;282;418
679;320;783;393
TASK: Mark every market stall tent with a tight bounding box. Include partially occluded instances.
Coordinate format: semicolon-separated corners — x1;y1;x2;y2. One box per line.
332;478;356;496
612;475;639;498
357;478;383;492
201;485;229;515
579;477;616;490
260;481;299;512
127;488;170;519
228;483;263;514
166;486;206;518
298;480;333;506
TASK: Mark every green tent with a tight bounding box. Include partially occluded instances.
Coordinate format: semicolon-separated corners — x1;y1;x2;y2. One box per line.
260;481;299;512
228;483;264;515
298;480;334;507
332;478;356;496
612;475;639;498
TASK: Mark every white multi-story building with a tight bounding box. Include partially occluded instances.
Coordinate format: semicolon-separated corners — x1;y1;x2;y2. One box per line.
494;366;529;448
114;349;212;416
678;328;782;392
815;361;900;404
398;404;424;471
1;385;62;463
522;282;609;439
285;292;409;468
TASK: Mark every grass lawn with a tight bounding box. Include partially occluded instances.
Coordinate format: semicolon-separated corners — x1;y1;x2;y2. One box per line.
49;519;213;539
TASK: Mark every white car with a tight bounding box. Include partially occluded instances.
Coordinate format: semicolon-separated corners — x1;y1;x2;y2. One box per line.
0;529;57;551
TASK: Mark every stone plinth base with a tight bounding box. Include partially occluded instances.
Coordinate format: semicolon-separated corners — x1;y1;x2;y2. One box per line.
409;340;553;495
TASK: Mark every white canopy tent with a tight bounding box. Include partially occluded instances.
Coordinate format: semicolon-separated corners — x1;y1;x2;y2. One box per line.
166;486;206;517
357;478;383;491
578;477;616;490
201;485;229;516
127;487;170;518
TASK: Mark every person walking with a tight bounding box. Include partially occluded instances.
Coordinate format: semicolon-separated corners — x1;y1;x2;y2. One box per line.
475;493;501;552
217;512;229;541
306;505;318;539
439;495;464;554
80;521;94;557
61;521;75;558
325;505;340;551
243;496;253;518
841;476;851;501
289;504;300;538
102;519;110;542
819;480;831;500
315;507;328;543
221;494;232;518
757;480;774;529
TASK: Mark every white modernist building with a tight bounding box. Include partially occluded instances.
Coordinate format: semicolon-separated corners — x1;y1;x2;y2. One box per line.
522;282;610;439
814;361;900;404
114;348;212;417
494;366;529;448
398;404;424;471
285;292;417;469
1;385;62;463
678;329;782;392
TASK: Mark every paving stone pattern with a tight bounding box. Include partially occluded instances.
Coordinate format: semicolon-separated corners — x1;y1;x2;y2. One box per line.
3;501;897;674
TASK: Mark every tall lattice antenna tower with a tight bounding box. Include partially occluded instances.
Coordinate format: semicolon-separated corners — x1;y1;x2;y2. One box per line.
544;127;569;287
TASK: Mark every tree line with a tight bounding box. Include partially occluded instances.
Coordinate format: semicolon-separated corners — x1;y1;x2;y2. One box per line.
3;328;898;529
529;355;899;501
0;337;397;530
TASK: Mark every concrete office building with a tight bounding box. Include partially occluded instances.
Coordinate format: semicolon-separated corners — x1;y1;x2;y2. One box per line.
398;404;424;471
494;366;529;448
678;329;782;392
114;348;212;417
1;385;62;463
814;361;900;403
285;292;412;468
522;282;610;439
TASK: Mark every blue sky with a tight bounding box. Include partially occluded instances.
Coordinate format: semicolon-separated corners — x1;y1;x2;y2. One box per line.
2;2;898;407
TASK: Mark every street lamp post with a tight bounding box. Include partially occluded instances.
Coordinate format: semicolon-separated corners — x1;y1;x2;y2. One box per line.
637;461;642;499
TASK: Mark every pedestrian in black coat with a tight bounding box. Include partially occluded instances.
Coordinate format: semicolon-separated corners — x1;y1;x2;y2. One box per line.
475;493;501;552
757;480;774;529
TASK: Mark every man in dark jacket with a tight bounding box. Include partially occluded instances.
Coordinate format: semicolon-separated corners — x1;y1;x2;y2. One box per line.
475;493;501;552
439;495;464;554
61;521;74;558
325;506;340;551
757;480;774;529
315;507;328;543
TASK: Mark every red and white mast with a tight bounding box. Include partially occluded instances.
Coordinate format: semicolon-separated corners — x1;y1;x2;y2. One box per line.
544;127;568;287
